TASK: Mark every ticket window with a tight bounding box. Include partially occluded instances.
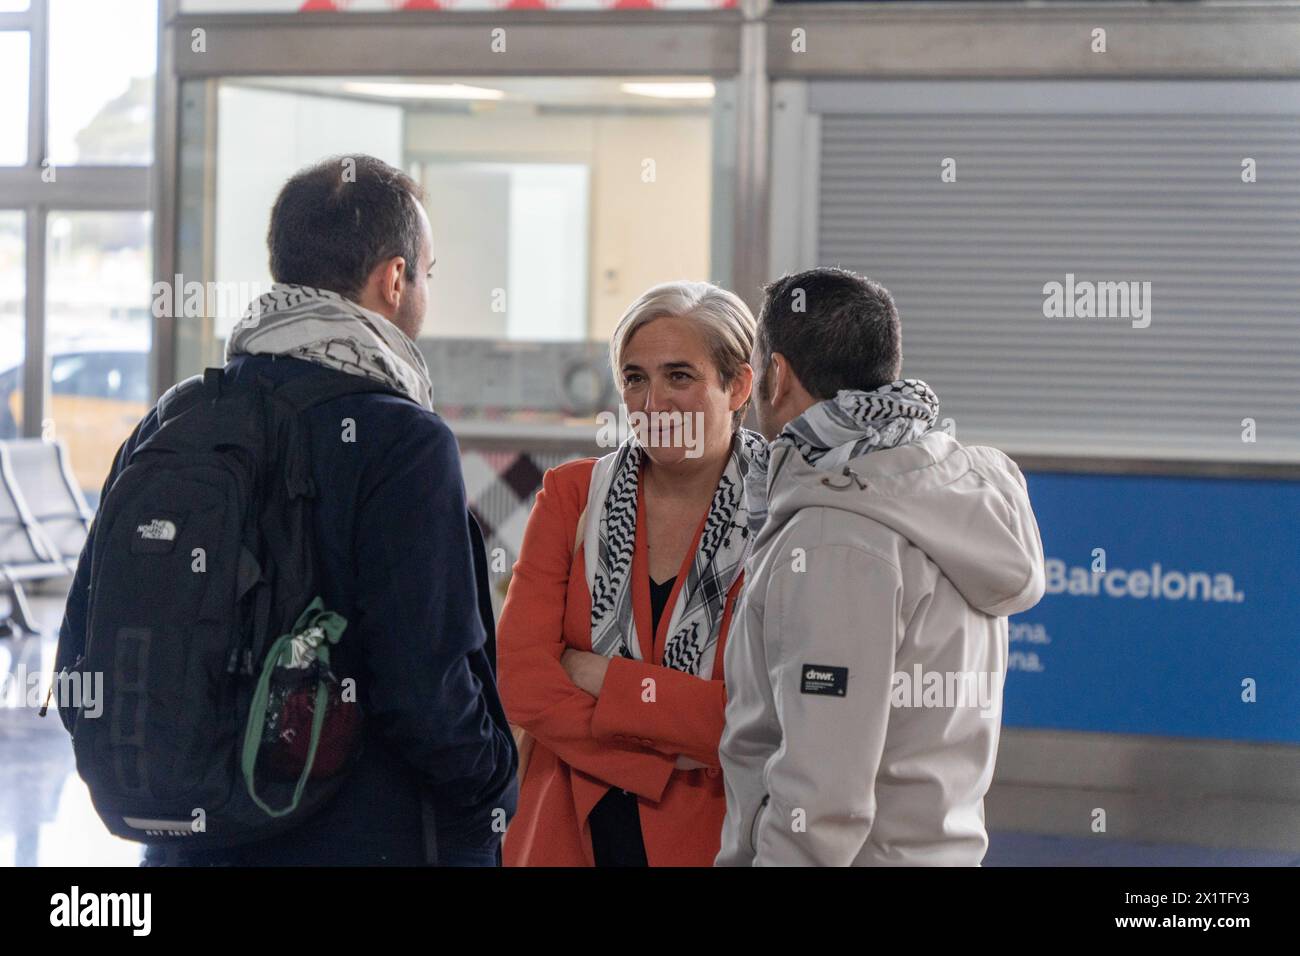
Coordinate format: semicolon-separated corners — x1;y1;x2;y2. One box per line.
177;75;731;425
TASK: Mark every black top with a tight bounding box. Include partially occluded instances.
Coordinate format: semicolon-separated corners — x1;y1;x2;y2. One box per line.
649;575;677;628
588;574;677;867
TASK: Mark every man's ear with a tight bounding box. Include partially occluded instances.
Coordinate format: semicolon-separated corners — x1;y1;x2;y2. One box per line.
769;352;791;406
729;362;754;413
367;254;403;307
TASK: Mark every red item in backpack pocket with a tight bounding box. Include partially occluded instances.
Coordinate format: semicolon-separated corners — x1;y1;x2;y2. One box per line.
261;669;362;780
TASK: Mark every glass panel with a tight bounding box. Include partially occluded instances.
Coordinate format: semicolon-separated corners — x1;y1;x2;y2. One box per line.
422;161;589;341
0;211;24;440
188;75;719;426
48;0;157;165
404;78;715;345
0;1;31;10
0;33;30;166
44;211;152;499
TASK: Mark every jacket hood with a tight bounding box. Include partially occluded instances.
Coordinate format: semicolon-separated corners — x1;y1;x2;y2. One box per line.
757;430;1046;616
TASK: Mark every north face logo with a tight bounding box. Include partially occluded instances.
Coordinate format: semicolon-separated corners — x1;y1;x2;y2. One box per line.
135;519;176;542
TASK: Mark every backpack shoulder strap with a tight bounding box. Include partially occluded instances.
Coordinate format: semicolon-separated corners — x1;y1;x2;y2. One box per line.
156;372;207;425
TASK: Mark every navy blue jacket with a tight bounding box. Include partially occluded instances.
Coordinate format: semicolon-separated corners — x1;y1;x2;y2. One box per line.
56;354;518;864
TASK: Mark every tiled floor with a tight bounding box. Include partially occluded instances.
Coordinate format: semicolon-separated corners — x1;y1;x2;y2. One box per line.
3;589;1294;868
1;591;144;866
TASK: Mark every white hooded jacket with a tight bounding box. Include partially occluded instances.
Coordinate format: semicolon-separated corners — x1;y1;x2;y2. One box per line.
715;430;1046;866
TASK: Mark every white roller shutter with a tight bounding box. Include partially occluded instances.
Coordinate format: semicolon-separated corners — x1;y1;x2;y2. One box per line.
808;81;1300;463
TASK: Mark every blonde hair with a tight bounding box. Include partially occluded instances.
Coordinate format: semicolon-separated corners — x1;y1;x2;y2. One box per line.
609;280;756;429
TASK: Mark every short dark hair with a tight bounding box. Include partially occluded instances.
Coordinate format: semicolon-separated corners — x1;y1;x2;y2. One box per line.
267;154;426;300
756;267;901;400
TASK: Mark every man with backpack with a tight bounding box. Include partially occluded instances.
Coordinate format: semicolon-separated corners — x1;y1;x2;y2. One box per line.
53;154;518;866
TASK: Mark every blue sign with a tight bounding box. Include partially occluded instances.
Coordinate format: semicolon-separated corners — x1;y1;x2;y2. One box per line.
1006;471;1300;744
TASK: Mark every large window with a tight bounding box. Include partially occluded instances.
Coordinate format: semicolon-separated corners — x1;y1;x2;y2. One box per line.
0;32;29;165
0;0;155;494
0;212;24;439
44;211;152;492
47;0;156;165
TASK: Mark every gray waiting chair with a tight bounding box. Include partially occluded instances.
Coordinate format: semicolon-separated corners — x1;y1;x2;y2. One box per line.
0;440;82;635
1;438;93;568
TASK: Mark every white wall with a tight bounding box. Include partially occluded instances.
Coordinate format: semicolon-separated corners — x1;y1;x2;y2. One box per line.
506;163;589;341
420;160;589;342
422;163;512;339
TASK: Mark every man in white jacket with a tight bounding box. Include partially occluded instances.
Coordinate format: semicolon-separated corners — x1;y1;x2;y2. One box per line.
716;268;1046;866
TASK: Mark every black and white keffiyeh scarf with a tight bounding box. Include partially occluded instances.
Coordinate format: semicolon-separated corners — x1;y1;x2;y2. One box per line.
744;380;940;534
225;284;435;411
583;428;769;679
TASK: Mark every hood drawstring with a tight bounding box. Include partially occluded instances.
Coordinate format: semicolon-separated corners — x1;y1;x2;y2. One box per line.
821;466;870;491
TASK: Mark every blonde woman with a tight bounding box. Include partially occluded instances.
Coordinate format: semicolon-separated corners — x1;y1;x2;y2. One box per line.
498;281;764;866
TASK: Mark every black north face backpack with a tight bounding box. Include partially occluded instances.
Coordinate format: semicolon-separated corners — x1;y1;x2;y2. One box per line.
61;365;407;849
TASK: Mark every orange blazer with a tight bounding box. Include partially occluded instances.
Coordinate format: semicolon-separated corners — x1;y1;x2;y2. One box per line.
498;457;744;867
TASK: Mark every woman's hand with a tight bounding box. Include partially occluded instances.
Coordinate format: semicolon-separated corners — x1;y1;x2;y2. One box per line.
559;651;713;771
561;648;610;697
